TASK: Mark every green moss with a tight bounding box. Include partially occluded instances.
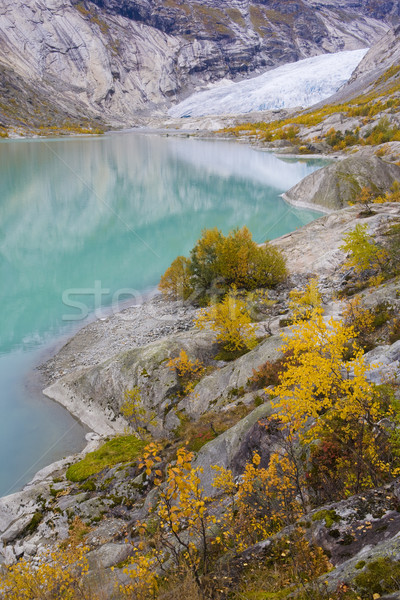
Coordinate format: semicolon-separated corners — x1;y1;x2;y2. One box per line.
66;435;145;482
254;396;264;407
215;346;251;361
355;560;366;570
354;557;400;596
311;509;341;528
371;301;393;329
25;511;44;534
80;479;96;492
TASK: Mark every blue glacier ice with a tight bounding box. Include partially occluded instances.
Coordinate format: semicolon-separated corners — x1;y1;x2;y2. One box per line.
169;48;368;118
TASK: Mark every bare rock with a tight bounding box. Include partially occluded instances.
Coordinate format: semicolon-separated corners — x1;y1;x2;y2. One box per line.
284;154;400;211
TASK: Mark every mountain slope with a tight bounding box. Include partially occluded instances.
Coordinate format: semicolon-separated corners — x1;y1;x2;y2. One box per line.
324;24;400;105
0;0;397;134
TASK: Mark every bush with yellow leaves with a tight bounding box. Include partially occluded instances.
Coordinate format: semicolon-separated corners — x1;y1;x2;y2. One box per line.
120;387;157;439
195;292;257;355
0;520;95;600
288;277;322;322
159;226;287;303
271;306;400;498
167;350;205;397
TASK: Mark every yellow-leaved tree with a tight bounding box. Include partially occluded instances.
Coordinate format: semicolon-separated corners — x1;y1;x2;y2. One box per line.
120;387;157;439
288;277;322;321
340;223;388;281
0;520;95;600
167;349;205;397
271;306;400;496
159;255;193;301
195;292;257;353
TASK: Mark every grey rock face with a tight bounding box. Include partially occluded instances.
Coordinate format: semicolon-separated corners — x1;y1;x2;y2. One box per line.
284;155;400;210
43;329;283;436
0;0;395;129
325;25;400;105
193;403;274;496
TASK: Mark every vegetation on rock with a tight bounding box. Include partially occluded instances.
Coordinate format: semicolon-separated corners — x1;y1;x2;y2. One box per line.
66;435;145;482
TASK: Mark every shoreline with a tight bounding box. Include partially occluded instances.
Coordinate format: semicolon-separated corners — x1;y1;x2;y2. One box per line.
0;292;198;501
280;191;332;214
40;293;198;434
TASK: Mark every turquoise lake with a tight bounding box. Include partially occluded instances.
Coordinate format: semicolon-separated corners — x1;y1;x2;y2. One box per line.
0;132;324;496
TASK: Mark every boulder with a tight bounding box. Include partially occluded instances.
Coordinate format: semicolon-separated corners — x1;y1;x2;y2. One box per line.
193;403;273;496
284;155;400;210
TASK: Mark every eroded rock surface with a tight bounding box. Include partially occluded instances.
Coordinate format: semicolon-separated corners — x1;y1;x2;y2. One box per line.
0;0;395;130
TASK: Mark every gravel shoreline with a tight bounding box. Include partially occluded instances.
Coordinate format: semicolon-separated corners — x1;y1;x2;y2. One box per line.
38;293;198;386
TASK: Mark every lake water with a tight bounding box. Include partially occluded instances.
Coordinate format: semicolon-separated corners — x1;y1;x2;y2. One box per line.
0;132;324;496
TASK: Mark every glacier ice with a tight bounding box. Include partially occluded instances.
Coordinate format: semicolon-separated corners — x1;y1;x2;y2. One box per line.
169;49;369;118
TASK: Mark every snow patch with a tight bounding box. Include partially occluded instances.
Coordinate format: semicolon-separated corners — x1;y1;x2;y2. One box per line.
169;49;369;118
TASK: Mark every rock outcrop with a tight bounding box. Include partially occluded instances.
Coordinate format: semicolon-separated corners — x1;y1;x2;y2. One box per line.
324;24;400;106
1;202;400;600
284;154;400;211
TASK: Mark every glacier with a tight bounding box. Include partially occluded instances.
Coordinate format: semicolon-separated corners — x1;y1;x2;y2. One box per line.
168;49;369;118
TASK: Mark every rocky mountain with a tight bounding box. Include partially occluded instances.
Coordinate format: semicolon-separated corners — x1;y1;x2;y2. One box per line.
321;24;400;105
0;0;398;133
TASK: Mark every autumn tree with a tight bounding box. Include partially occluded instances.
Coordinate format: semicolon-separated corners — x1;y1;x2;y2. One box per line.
288;277;322;321
0;522;96;600
195;292;257;354
126;445;217;597
159;255;193;300
121;387;157;439
213;448;304;553
353;186;376;214
340;223;388;284
159;227;287;303
168;349;205;397
271;307;400;498
342;296;374;348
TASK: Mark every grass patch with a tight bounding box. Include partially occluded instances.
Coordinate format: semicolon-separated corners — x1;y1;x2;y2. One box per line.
66;435;145;482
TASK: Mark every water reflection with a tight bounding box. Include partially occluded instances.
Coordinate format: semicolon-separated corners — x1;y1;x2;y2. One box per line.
0;134;322;354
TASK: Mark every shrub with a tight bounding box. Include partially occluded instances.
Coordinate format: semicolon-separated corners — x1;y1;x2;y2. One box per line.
248;353;290;389
159;255;193;300
352;186;377;214
383;222;400;276
340;223;388;276
0;543;93;600
159;227;287;302
195;292;257;352
390;318;400;343
354;557;400;597
190;227;224;297
167;349;205;396
288;277;322;321
120;387;157;438
272;307;400;499
342;296;374;345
